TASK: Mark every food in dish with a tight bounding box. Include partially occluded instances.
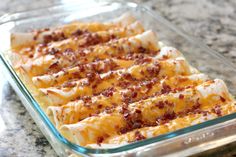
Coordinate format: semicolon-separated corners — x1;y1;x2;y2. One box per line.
9;13;236;147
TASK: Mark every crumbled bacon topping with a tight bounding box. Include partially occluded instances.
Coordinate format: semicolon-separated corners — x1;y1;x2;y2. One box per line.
101;87;114;97
156;111;176;125
122;73;134;81
212;105;222;117
72;29;84;36
62;81;76;88
119;108;143;134
179;94;184;99
43;31;66;43
155;101;165;109
83;33;102;46
146;63;160;77
82;96;92;104
134;131;146;141
161;83;172;94
135;57;152;64
48;47;60;55
96;136;104;146
86;72;101;84
220;96;226;102
19;19;235;146
137;46;147;53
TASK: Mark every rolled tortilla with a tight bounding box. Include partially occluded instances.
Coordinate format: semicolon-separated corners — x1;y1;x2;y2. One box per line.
59;79;232;146
40;57;193;106
47;73;209;128
11;12;137;48
32;46;182;88
18;30;160;76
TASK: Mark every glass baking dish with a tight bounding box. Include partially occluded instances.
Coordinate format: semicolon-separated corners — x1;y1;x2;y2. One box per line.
0;1;236;156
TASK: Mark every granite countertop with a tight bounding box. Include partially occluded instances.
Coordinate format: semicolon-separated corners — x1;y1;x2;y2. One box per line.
0;0;235;157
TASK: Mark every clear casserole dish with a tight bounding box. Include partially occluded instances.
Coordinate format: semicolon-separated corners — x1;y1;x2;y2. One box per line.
0;1;236;156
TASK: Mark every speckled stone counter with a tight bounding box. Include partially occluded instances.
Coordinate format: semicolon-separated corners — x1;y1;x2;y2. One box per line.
0;0;235;157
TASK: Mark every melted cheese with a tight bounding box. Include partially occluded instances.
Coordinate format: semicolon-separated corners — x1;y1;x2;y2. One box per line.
59;80;233;146
10;13;236;148
47;73;209;128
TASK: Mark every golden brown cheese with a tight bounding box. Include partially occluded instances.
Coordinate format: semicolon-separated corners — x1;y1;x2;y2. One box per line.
16;30;159;77
47;73;209;128
59;79;233;146
40;57;193;105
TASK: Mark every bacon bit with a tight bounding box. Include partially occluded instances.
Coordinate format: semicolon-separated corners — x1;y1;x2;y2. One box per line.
78;64;85;72
86;72;100;83
155;101;165;109
71;71;81;78
131;92;138;98
101;87;114;97
193;98;201;110
48;62;60;72
173;87;185;92
134;131;146;141
28;54;34;58
121;92;131;104
135;57;152;64
122;73;134;81
104;59;119;70
72;29;84;36
220;96;226;102
146;64;160;77
62;81;76;88
144;81;153;91
119;104;129;114
109;34;116;40
120;109;143;134
43;32;65;43
212;105;222;117
120;127;129;134
62;48;77;61
118;81;131;88
48;47;60;55
137;46;147;53
96;136;104;145
78;50;86;57
97;104;103;109
126;53;145;60
156;112;176;125
82;96;92;103
161;83;171;94
63;48;74;54
44;28;50;31
165;100;174;107
135;109;142;114
179;94;184;99
104;107;114;114
43;35;53;43
83;33;101;46
202;111;209;116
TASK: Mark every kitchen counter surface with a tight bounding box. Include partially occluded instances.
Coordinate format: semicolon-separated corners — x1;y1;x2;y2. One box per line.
0;0;235;156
